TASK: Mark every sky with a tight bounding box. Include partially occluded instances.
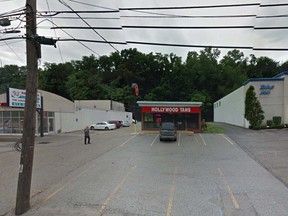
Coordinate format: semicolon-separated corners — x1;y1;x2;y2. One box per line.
0;0;288;67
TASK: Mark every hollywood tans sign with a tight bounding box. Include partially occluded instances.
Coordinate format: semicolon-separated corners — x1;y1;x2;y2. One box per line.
142;106;200;113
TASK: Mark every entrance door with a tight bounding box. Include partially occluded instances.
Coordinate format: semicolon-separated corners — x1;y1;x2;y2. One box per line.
48;118;54;133
175;114;186;130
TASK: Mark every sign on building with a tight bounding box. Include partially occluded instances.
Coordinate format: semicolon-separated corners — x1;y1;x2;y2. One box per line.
8;87;42;108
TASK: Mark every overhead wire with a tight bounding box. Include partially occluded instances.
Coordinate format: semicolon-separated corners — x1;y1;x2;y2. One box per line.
46;0;64;62
37;18;100;56
67;0;117;11
58;0;120;53
0;36;25;63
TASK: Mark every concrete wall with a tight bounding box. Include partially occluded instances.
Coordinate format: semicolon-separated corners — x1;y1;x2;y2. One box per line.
39;90;75;113
0;90;132;134
214;73;288;128
55;108;133;133
74;100;125;111
214;86;246;127
246;80;284;124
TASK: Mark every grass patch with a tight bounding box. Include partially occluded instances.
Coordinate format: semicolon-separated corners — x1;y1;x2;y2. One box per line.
203;123;224;133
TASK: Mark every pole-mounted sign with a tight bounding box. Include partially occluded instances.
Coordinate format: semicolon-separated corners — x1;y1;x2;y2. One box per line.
131;83;139;96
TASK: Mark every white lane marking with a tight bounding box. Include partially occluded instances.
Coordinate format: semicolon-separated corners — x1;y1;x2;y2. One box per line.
219;134;234;145
151;134;159;146
120;135;137;147
177;133;180;146
199;134;207;146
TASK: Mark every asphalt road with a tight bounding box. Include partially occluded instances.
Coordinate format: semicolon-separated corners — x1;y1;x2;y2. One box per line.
1;123;288;216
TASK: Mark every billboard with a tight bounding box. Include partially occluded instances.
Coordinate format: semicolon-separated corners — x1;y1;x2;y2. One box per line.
8;87;42;108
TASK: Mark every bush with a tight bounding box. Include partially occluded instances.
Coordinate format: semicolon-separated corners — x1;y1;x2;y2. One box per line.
272;116;282;126
202;119;207;129
266;120;273;127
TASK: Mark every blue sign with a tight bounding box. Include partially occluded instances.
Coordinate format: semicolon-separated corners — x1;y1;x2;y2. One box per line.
260;84;274;95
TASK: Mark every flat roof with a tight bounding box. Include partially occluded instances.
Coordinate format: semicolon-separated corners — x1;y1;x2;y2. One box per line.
137;101;202;107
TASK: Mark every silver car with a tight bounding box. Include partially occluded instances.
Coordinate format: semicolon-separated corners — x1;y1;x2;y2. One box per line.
159;122;177;141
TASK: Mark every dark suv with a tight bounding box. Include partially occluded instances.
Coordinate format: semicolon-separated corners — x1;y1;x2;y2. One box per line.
108;120;121;128
159;122;177;141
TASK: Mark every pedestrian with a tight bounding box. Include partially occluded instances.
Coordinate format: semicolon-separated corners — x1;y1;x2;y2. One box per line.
84;126;90;144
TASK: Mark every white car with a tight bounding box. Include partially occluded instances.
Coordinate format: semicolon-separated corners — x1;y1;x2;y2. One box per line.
90;121;116;130
121;121;130;127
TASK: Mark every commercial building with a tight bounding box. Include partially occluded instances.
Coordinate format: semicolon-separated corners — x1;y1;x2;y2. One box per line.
214;71;288;128
0;88;132;135
137;101;202;132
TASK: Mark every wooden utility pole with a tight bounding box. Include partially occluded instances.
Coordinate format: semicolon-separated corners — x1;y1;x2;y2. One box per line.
15;0;38;214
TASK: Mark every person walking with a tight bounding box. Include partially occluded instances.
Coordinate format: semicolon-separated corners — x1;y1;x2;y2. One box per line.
84;126;91;144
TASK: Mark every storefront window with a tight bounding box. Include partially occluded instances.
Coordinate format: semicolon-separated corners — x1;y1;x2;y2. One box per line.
0;110;55;134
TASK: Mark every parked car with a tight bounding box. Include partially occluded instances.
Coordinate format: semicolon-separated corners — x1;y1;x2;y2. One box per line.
90;121;116;130
108;120;121;128
121;121;130;127
159;122;177;141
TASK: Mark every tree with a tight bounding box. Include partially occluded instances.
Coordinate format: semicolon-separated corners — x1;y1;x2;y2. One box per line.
244;85;265;129
0;65;26;93
39;62;74;99
246;56;279;78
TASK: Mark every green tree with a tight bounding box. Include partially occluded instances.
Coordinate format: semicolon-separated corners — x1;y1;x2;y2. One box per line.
218;50;248;97
0;65;26;93
39;62;74;99
244;85;265;129
246;56;279;78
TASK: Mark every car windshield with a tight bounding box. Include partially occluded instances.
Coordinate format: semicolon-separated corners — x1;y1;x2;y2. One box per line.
161;123;175;130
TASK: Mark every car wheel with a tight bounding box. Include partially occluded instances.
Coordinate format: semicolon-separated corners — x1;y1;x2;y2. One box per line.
105;127;109;130
90;126;94;130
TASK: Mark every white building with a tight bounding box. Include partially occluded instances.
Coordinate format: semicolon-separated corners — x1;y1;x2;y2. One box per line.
0;89;132;135
214;71;288;128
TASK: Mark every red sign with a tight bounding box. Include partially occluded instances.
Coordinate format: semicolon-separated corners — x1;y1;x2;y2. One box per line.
142;106;200;113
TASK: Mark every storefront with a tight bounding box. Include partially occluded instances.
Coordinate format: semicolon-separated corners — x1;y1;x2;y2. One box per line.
214;71;288;128
137;101;202;132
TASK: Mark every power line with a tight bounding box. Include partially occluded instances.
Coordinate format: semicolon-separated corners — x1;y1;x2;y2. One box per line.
38;18;101;56
119;3;261;11
38;15;120;20
55;37;288;52
67;0;117;11
122;25;255;29
125;40;288;51
58;38;126;45
50;25;288;30
58;0;120;53
51;26;122;30
46;0;64;63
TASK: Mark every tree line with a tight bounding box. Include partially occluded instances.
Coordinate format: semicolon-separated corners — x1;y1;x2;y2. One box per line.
1;48;288;120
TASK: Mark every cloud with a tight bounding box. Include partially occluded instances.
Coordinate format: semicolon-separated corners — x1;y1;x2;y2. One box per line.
1;0;288;67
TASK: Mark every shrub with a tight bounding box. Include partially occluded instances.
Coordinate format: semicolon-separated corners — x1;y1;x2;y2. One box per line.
202;119;207;129
272;116;282;126
266;120;273;127
245;85;265;129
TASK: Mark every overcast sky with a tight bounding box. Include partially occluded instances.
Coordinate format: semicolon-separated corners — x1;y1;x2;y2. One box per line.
0;0;288;67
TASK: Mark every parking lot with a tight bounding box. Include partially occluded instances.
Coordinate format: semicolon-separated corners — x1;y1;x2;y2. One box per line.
1;123;288;216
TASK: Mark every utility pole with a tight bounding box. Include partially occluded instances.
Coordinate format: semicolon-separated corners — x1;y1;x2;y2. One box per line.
15;0;38;214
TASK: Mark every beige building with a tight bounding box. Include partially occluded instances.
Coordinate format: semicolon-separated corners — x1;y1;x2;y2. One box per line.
0;89;132;135
214;71;288;128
